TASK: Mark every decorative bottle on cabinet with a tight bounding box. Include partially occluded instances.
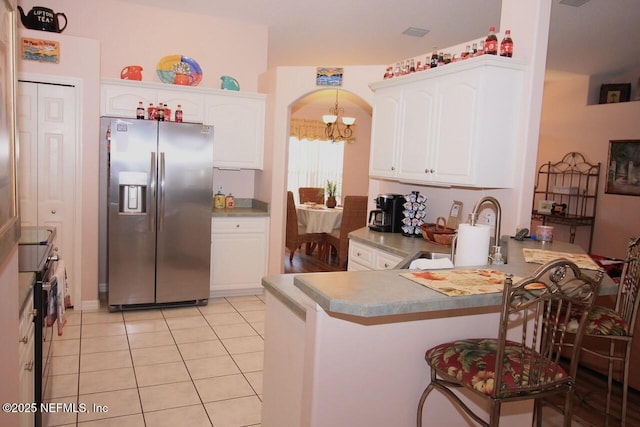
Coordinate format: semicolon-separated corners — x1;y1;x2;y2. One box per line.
500;30;513;57
136;101;145;119
175;105;183;123
484;26;498;55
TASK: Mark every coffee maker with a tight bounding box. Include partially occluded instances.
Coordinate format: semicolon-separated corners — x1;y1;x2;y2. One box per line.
368;194;405;233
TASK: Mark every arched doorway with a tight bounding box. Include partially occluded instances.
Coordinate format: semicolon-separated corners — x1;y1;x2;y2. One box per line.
287;89;372;204
283;88;372;272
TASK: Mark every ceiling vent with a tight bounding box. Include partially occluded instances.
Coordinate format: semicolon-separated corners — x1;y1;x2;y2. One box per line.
402;27;429;37
559;0;591;6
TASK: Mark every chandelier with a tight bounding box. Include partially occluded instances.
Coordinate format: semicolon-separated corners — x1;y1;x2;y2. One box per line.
322;90;355;142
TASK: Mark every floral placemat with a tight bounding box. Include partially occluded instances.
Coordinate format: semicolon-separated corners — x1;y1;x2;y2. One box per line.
522;248;600;270
400;269;520;297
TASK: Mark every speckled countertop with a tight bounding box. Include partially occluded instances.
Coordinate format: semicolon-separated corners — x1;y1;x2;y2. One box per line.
262;235;617;320
211;198;269;217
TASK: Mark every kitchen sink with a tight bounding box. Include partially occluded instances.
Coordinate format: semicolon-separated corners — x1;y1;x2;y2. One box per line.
395;251;452;269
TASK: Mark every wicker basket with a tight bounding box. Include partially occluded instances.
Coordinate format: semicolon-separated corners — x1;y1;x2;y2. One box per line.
420;217;456;246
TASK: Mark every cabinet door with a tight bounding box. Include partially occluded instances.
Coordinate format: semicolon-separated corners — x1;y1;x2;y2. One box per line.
348;240;375;270
374;250;403;270
369;90;401;179
101;84;156;118
157;90;205;123
205;94;265;169
211;218;268;295
430;72;479;185
397;80;437;183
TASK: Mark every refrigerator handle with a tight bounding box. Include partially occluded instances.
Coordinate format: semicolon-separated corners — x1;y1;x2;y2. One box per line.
149;152;156;232
159;152;166;232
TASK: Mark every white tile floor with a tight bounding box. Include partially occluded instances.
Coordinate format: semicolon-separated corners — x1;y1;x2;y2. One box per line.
44;295;265;427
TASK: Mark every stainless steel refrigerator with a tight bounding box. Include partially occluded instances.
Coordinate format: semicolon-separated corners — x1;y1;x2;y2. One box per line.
100;117;213;309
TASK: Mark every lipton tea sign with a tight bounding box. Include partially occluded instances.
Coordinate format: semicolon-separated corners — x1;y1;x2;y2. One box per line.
22;37;60;63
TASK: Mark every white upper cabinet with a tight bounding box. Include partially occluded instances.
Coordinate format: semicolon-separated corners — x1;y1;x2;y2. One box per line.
100;79;266;170
369;89;402;179
204;92;265;169
369;56;524;188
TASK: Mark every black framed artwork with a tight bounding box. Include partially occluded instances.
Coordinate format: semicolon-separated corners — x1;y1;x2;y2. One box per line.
606;139;640;196
599;83;631;104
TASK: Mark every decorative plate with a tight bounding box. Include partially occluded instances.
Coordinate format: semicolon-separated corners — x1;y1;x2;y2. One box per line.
156;55;203;86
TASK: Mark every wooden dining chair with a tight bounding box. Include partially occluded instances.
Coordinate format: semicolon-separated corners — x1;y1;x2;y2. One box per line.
573;236;640;426
324;195;368;268
298;187;325;205
285;191;325;262
417;258;604;427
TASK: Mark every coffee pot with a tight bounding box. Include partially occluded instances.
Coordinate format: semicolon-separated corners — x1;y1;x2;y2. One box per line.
18;6;68;33
368;194;405;233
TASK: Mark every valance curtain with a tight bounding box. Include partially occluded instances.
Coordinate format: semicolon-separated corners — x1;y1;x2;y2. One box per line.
290;118;355;144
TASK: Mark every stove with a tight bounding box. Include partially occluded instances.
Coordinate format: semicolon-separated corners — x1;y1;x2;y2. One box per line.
18;226;57;427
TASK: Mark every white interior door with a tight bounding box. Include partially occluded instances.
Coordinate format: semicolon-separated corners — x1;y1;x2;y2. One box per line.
17;81;77;304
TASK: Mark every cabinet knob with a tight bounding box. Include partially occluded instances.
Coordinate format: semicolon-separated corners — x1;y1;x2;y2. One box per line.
25;361;34;371
19;336;28;344
384;263;390;268
51;209;57;214
391;166;395;171
31;309;38;318
236;224;240;228
356;252;362;257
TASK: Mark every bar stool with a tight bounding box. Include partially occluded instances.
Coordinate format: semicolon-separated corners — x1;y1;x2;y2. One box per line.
578;236;640;426
416;259;604;427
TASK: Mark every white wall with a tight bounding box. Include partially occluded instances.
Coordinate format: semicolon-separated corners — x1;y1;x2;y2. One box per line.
19;29;101;309
538;75;640;258
257;66;383;275
16;0;270;305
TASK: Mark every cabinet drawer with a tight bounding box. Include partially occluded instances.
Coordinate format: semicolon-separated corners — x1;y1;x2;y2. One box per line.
349;241;375;269
212;217;268;234
375;251;403;270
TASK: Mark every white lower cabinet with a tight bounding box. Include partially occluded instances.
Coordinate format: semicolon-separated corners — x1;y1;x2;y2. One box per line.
347;240;403;271
18;291;35;427
210;217;269;297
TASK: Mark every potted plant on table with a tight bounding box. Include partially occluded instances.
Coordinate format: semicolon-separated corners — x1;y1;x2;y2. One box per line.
325;180;337;208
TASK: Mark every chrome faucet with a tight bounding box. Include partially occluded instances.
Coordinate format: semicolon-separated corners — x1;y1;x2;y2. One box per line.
470;196;502;264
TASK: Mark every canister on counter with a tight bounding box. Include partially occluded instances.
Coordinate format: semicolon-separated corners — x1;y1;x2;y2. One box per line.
225;193;235;208
214;188;226;209
536;225;554;243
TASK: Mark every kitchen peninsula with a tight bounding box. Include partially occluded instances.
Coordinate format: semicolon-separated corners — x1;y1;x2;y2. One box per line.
261;235;617;427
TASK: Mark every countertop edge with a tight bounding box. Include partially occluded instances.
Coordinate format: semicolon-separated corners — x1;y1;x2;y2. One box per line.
211;198;269;217
262;275;306;321
287;238;617;319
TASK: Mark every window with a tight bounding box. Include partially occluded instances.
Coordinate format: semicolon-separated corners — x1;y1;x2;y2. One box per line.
287;136;344;204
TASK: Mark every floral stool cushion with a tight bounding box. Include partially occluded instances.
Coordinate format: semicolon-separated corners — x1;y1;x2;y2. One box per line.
426;338;569;398
584;305;629;336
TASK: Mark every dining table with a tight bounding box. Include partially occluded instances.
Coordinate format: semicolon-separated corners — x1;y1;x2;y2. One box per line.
296;204;343;234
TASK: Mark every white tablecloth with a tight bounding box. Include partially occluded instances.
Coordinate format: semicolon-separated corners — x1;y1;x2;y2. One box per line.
296;205;343;233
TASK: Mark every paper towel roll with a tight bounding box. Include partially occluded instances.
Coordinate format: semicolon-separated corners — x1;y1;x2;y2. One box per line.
454;223;491;267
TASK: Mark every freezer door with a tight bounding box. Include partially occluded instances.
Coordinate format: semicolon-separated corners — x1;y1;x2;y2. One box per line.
155;122;213;303
106;118;158;306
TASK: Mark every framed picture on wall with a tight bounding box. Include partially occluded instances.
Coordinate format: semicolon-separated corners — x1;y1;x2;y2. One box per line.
599;83;631;104
606;139;640;196
0;0;20;265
